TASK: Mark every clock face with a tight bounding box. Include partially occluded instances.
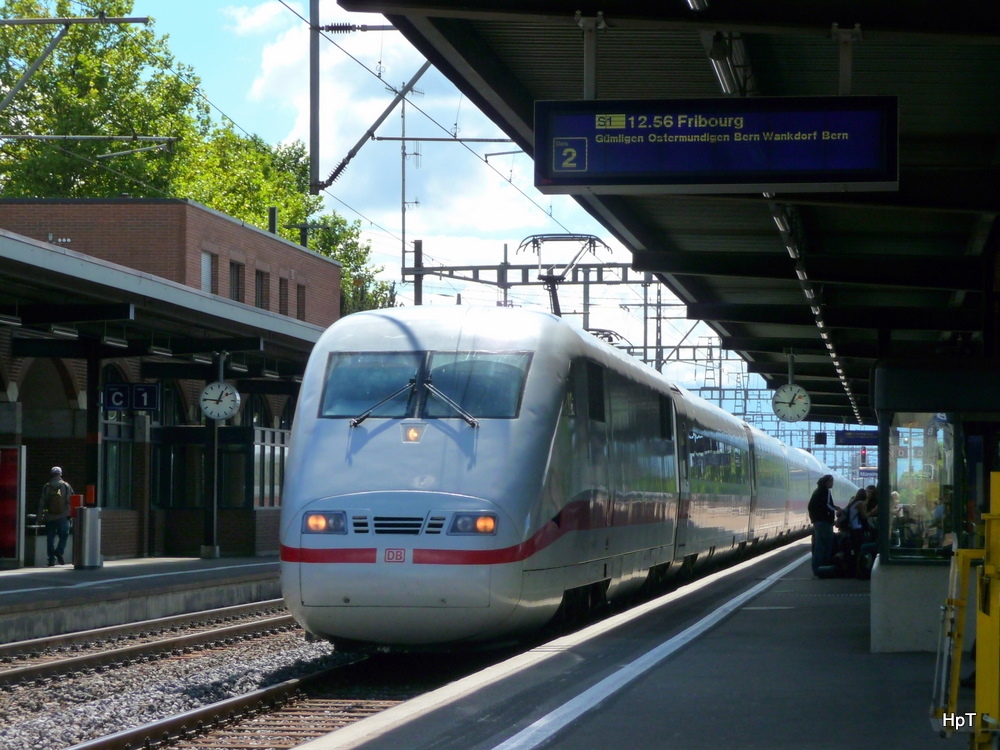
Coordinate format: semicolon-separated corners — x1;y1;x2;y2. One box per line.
772;383;811;422
199;381;241;420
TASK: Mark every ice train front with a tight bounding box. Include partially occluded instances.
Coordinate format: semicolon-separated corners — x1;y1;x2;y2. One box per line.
279;307;567;647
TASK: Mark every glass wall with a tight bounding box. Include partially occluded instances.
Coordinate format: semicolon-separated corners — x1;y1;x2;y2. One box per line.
887;412;954;562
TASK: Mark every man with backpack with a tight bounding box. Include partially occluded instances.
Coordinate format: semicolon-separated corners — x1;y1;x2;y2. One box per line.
37;466;74;567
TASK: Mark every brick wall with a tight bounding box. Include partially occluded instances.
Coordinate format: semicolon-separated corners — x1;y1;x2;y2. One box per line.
0;199;341;329
100;510;142;559
255;508;281;556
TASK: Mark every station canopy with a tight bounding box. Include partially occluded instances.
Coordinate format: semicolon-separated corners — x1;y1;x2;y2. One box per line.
341;1;1000;425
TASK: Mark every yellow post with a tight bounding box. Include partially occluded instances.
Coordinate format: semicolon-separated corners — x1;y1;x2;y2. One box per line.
932;548;974;735
973;473;1000;749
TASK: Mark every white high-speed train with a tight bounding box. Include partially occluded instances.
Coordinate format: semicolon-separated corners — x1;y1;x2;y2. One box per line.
279;306;855;649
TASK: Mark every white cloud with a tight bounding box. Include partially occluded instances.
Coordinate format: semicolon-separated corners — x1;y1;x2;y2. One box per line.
222;2;298;36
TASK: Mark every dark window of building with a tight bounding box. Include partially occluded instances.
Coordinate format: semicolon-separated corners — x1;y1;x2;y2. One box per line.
279;277;289;316
255;270;270;309
230;262;244;302
296;283;306;321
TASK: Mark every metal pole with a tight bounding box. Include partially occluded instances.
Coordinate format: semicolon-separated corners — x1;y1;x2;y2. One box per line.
501;244;509;307
643;273;650;365
583;267;591;330
0;24;69;114
413;239;423;306
309;0;320;194
321;60;431;188
656;285;663;371
401;96;407;277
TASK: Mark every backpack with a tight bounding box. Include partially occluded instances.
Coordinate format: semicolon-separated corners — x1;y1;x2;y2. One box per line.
835;501;855;532
43;482;67;516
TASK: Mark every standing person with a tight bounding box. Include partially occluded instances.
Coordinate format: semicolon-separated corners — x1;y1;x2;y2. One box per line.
846;488;872;569
808;474;839;577
864;485;879;526
38;467;73;567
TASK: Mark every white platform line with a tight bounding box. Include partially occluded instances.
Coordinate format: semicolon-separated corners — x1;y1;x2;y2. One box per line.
490;552;808;750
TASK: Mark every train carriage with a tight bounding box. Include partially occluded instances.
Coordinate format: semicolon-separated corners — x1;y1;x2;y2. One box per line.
279;306;855;649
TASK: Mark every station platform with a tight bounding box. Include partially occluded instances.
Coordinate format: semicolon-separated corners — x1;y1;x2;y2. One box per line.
0;556;279;644
299;539;968;750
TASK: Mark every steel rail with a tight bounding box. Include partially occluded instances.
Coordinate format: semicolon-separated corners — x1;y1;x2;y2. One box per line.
0;599;285;659
64;665;360;750
0;614;295;688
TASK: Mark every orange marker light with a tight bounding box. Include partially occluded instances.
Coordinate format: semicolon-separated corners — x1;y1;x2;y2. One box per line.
306;514;328;532
476;515;497;534
406;427;422;442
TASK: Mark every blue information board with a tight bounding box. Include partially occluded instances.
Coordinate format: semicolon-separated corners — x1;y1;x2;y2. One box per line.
835;429;879;446
534;96;898;194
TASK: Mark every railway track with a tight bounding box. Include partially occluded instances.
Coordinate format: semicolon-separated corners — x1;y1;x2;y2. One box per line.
0;600;293;688
65;665;399;750
62;651;515;750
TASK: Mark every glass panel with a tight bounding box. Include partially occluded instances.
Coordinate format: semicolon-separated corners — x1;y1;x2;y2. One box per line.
425;352;531;419
888;412;954;562
320;352;422;419
220;447;248;508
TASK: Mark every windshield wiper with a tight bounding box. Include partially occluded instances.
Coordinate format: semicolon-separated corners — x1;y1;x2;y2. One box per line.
350;379;416;427
424;378;479;427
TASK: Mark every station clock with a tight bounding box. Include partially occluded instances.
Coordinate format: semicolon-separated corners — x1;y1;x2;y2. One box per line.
199;381;242;421
771;383;811;422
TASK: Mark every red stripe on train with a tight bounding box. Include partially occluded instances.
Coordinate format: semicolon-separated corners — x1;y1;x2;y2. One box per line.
280;545;377;563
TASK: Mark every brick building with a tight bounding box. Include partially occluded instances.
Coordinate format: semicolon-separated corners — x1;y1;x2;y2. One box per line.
0;199;340;567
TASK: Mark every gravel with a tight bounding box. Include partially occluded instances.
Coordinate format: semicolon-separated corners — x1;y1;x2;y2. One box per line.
0;631;347;750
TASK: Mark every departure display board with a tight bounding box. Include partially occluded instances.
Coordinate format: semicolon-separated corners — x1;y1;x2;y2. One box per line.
534;96;898;195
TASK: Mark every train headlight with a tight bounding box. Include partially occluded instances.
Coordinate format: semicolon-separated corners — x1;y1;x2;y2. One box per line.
303;511;348;534
449;513;497;535
401;421;427;443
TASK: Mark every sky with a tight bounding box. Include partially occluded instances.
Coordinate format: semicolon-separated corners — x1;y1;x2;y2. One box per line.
66;1;739;392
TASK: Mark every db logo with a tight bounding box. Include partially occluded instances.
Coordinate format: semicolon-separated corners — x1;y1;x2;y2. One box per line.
384;549;406;563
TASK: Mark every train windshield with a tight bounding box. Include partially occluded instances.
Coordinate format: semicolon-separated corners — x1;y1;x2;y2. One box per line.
318;350;531;421
320;352;422;419
425;352;531;419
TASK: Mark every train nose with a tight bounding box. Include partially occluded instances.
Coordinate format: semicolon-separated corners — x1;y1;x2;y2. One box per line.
282;492;522;643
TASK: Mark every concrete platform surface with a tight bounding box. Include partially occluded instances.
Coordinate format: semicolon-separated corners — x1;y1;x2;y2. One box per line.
0;556;279;643
298;542;969;750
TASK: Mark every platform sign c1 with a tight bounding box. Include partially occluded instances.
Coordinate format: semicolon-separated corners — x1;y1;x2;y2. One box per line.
104;383;160;411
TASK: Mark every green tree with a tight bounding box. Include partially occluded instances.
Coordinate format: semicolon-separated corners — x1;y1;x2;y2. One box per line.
310;212;397;315
0;0;210;196
0;0;395;310
169;126;322;243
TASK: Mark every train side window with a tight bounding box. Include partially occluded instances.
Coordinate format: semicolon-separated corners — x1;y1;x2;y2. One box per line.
563;363;577;418
586;361;605;423
659;395;673;440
